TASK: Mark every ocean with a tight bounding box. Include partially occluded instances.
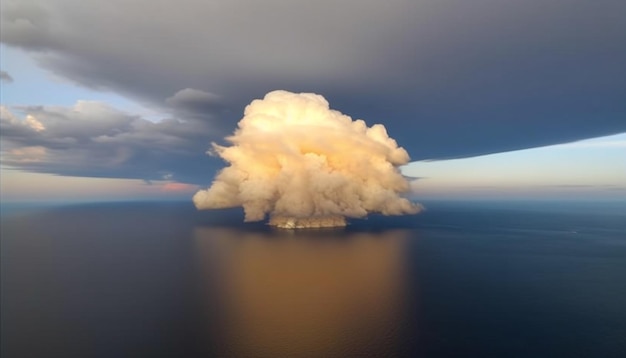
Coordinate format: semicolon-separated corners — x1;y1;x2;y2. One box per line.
1;200;625;357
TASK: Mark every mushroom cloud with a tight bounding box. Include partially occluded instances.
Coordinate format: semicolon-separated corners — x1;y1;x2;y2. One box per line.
193;90;422;228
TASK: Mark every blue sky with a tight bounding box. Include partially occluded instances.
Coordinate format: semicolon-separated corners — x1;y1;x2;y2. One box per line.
0;45;161;119
1;1;625;203
404;133;626;200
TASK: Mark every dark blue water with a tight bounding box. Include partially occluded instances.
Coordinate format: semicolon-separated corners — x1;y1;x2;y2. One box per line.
1;201;625;357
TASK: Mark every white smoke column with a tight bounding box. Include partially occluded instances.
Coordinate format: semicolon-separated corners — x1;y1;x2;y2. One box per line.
193;90;422;228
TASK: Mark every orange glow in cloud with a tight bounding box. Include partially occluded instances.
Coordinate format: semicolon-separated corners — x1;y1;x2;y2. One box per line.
8;146;47;163
193;90;422;228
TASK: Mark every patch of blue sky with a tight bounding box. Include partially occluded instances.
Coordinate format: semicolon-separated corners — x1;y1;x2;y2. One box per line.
0;45;163;122
403;133;626;200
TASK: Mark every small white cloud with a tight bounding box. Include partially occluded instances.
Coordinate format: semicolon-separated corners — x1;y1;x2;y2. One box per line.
24;114;46;132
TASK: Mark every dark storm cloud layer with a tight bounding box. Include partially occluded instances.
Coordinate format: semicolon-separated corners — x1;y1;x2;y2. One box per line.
1;0;625;182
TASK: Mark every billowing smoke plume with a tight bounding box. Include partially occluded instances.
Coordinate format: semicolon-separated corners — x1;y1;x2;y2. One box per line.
193;90;422;228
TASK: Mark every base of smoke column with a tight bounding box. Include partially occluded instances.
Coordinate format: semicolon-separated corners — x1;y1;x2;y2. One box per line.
269;215;347;229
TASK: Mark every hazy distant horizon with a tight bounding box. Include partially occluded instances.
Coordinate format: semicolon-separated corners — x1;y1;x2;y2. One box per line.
3;197;625;220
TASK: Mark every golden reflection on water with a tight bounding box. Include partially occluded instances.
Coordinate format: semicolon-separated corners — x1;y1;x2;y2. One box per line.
194;227;410;358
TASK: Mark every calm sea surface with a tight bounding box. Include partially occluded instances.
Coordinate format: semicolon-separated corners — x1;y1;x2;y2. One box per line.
1;201;625;357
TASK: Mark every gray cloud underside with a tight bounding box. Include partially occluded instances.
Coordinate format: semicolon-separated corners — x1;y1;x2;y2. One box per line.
0;70;14;83
1;0;625;182
0;103;217;183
